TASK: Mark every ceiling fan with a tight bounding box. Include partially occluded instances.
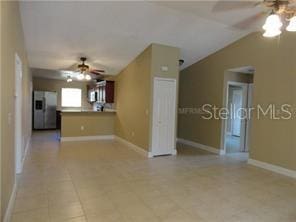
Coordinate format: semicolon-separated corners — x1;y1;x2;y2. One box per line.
213;0;296;37
65;57;106;82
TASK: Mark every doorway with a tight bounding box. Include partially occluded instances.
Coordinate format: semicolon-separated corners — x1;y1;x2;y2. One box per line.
226;84;246;153
151;77;177;156
222;80;254;155
15;54;23;174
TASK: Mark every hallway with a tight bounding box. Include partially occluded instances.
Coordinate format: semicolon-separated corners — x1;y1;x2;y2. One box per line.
12;131;296;222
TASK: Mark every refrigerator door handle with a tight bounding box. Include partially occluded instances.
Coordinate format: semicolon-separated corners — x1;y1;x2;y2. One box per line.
43;97;46;113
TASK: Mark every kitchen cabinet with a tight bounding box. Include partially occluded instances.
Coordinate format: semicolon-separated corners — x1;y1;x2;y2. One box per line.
87;85;97;103
97;81;114;103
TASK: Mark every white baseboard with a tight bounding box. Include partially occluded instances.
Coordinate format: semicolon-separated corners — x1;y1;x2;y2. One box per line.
21;138;30;171
3;182;17;222
16;137;31;174
148;152;153;158
248;159;296;179
172;149;177;155
114;136;150;158
177;138;223;155
60;135;114;142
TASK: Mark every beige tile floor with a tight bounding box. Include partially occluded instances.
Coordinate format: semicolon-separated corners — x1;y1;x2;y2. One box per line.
12;131;296;222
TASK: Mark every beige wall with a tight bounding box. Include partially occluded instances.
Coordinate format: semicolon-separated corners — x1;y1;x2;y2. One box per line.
1;1;32;219
61;112;115;137
115;43;180;151
33;77;92;110
178;32;296;170
115;46;152;150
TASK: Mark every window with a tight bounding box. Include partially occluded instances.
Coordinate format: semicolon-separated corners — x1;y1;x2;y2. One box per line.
61;88;82;107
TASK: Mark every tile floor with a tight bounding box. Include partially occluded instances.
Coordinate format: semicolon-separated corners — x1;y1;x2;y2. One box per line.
11;131;296;222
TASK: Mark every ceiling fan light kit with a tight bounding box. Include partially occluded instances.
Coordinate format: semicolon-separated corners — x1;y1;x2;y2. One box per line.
263;13;283;30
66;76;72;82
77;73;85;80
263;28;282;37
85;74;91;80
262;13;283;37
286;16;296;31
66;57;106;82
261;0;296;38
262;14;295;37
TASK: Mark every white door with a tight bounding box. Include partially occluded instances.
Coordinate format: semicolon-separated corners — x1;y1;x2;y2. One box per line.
151;78;177;156
15;54;22;174
232;89;242;136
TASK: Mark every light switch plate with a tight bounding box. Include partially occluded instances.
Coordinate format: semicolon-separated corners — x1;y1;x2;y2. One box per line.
161;66;169;72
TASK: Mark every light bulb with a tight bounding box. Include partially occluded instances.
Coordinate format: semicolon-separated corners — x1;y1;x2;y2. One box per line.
262;14;283;31
85;74;91;81
263;29;282;38
77;73;84;80
286;16;296;32
66;76;72;82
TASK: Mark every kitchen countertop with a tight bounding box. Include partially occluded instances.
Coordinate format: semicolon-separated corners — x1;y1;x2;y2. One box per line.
61;109;116;113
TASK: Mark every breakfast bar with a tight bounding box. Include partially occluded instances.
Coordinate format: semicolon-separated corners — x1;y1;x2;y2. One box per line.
60;110;116;141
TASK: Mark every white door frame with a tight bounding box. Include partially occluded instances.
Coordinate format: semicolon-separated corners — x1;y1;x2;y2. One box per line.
221;81;250;154
15;53;22;174
151;77;177;156
245;83;253;152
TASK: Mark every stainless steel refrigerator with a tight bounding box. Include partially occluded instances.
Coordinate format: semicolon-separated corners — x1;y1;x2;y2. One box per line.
33;91;57;129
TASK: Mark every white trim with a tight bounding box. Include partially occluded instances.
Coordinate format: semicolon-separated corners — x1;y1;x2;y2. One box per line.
177;138;223;155
248;159;296;179
219;149;226;155
15;53;23;175
114;136;150;158
3;182;17;222
172;149;177;155
60;135;114;142
148;152;154;158
17;138;30;174
154;77;177;82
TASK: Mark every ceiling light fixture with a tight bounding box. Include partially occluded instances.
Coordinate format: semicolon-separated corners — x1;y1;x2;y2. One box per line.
263;13;283;30
262;13;282;38
85;74;91;81
66;76;73;82
77;72;84;80
263;29;282;38
286;15;296;32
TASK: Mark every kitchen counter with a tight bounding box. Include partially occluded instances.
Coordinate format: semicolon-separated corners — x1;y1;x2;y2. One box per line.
61;109;116;113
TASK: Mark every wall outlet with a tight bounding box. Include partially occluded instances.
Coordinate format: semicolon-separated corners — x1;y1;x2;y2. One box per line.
131;131;135;137
80;126;84;131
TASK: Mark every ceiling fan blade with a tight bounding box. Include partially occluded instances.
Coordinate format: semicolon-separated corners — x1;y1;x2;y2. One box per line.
213;1;261;12
232;11;267;29
91;69;105;73
90;69;106;76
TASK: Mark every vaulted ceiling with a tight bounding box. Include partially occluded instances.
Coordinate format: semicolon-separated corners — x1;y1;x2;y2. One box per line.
20;1;264;75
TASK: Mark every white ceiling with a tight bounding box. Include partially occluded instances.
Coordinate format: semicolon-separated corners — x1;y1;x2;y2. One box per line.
20;1;264;77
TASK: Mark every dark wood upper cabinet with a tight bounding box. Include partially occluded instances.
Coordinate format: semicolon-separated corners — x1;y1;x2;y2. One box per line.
96;80;114;103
